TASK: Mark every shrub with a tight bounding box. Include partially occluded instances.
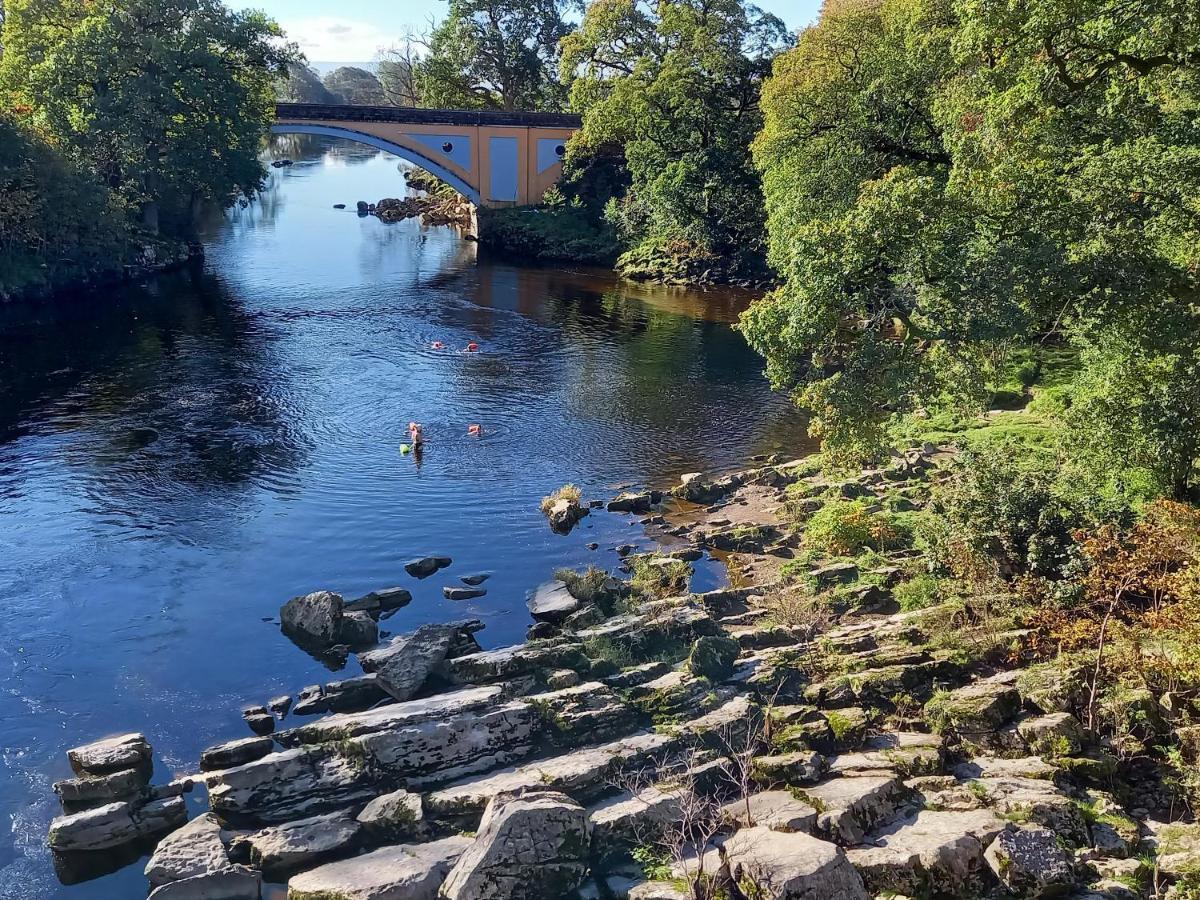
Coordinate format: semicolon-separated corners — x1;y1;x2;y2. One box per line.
804;500;897;556
540;484;582;514
628;555;692;599
893;574;944;611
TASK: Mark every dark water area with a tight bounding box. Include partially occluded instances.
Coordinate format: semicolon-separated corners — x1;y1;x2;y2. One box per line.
0;136;810;898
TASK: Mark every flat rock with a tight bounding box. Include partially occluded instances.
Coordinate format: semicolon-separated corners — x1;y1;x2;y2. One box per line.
461;573;491;586
444;587;487;601
826;732;943;779
199;737;274;772
970;776;1088;846
985;826;1076;897
54;766;150;811
426;731;676;822
722;826;869;900
346;586;412;614
247;811;361;878
286;835;473;900
799;776;911;845
48;796;187;852
722;791;817;833
441;789;590;900
144;813;233;887
846;809;1006;896
952;756;1058;780
588;787;683;848
67;733;152;777
527;581;580;623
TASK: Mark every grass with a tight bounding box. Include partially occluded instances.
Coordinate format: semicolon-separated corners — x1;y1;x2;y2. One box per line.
628;554;692;599
541;484;582;514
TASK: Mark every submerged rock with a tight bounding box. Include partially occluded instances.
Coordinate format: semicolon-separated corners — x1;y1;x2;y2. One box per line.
444;586;487;601
405;556;452;579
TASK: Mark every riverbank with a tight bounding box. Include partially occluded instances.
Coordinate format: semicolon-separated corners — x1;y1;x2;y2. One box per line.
43;445;1200;899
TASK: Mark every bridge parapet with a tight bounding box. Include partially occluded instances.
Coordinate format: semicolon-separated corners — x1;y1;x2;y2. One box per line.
272;103;580;208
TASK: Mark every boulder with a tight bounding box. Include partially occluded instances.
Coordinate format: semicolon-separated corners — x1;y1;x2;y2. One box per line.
985;827;1076;898
752;751;825;787
405;556;451;579
48;796;187;851
687;635;740;682
54;766;150;811
441;789;591;900
1018;713;1085;757
337;611;379;650
280;591;344;648
970;776;1089;846
722;826;869;900
287;836;472;900
607;491;659;514
246;811;361;878
268;695;292;719
199;737;274;772
721;791;818;833
144;813;233;887
356;789;426;841
926;673;1022;744
241;705;275;737
146;867;261;899
845;809;1006;896
527;581;580;623
374;624;459;702
67;733;152;776
547;497;588;534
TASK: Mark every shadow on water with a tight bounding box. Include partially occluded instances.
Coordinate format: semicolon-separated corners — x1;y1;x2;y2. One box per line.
0;134;811;899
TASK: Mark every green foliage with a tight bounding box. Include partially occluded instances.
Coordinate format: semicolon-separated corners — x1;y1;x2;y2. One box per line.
416;0;571;111
742;0;1200;489
0;115;128;298
277;63;340;104
628;554;692;599
477;205;620;266
804;499;898;556
893;574;945;612
1;0;294;236
562;0;792;283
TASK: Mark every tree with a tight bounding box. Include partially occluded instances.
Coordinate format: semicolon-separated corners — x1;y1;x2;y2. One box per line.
0;0;294;235
415;0;574;111
742;0;1200;491
278;63;340;104
322;66;387;105
561;0;792;283
377;44;421;107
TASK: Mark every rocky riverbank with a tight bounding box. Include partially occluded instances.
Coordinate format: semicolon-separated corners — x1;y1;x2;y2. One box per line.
45;449;1200;899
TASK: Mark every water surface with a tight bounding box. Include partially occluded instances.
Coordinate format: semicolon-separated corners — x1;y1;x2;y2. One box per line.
0;137;808;898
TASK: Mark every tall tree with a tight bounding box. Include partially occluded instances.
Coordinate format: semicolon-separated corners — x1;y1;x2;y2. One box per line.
415;0;574;111
0;0;294;235
377;44;421;107
742;0;1200;493
561;0;792;282
322;66;388;105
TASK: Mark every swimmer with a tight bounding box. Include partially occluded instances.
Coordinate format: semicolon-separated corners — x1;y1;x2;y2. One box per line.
466;342;479;353
431;341;445;350
468;424;483;436
408;421;425;447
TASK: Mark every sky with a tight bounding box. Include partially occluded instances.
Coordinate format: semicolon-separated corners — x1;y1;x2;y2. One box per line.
240;0;821;63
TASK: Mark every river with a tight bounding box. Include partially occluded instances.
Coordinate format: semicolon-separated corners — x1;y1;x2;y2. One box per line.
0;136;809;898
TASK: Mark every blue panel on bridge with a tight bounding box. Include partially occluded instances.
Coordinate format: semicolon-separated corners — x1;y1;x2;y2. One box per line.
406;133;474;172
537;139;566;175
488;137;520;203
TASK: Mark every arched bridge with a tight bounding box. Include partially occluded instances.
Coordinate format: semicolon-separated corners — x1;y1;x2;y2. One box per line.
273;103;581;208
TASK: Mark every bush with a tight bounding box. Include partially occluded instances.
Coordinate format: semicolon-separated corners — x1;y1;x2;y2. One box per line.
540;484;582;514
687;636;739;682
804;500;898;556
628;555;692;599
477;205;619;266
893;574;944;611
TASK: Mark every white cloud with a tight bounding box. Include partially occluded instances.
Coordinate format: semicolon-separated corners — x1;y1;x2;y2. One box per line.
282;16;401;64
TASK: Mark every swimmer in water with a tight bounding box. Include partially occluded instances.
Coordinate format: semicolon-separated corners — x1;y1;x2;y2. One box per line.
408;422;425;447
468;424;483;436
466;342;479;353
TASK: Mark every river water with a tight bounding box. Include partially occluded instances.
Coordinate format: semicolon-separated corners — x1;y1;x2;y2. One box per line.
0;137;808;898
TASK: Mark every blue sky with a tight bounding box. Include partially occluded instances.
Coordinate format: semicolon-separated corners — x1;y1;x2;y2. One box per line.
240;0;820;62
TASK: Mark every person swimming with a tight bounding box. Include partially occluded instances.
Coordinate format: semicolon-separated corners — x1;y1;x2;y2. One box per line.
408;422;425;447
467;424;483;436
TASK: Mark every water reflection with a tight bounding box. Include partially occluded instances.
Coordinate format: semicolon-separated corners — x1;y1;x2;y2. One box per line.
0;135;808;900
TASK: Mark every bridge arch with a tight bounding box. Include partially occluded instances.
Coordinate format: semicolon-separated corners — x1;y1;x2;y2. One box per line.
270;123;483;206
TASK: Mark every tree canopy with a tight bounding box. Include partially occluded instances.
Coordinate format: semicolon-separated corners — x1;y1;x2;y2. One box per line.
0;0;294;234
561;0;792;283
415;0;575;111
742;0;1200;494
278;63;340;104
322;66;388;105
